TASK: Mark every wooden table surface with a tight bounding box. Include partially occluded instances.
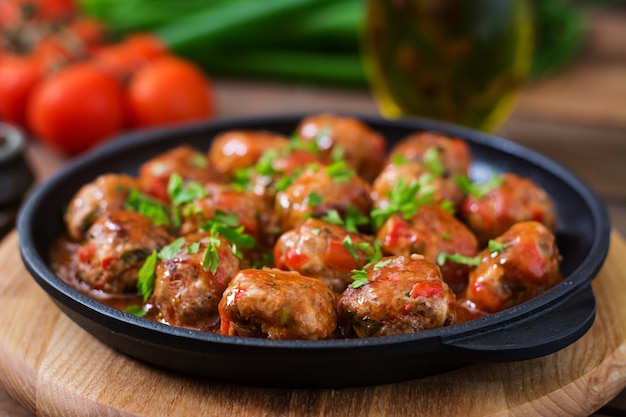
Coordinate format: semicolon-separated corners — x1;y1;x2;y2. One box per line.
2;9;626;417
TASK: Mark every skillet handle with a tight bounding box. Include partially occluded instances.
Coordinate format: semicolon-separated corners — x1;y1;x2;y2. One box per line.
441;285;596;362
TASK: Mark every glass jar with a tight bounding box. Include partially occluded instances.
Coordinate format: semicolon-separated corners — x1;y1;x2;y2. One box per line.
362;0;533;132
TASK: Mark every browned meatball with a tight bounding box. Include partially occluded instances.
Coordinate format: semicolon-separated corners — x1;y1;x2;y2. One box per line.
179;182;278;257
338;255;456;338
245;148;321;203
458;221;562;320
219;268;338;340
208;130;290;180
274;163;373;232
295;113;387;181
389;131;471;179
459;172;556;245
153;231;240;331
138;145;218;202
376;205;478;294
64;174;139;241
372;159;464;210
76;211;173;293
274;218;377;292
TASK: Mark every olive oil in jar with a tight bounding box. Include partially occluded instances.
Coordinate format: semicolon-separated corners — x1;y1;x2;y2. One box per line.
362;0;533;132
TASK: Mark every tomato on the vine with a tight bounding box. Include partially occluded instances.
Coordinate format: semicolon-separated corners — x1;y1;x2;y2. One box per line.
27;63;126;155
126;55;215;128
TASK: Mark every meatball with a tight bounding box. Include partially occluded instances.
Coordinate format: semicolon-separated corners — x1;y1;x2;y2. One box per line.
208;130;290;180
64;173;139;241
458;221;562;320
372;159;464;210
389;131;472;178
153;231;240;331
179;182;278;256
376;205;478;294
459;172;556;245
338;255;456;338
274;163;373;232
219;268;338;340
295;113;386;181
245;148;321;203
274;218;377;292
76;210;173;293
138;145;218;202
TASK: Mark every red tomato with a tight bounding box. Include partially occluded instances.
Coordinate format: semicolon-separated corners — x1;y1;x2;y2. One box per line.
93;33;167;80
27;63;125;155
0;56;42;125
0;0;75;25
126;55;215;128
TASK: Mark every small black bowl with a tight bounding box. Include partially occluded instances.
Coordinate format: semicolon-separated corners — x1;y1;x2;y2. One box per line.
18;114;611;388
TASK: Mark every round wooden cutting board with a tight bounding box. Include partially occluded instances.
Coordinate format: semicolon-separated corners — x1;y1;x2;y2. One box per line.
2;230;626;417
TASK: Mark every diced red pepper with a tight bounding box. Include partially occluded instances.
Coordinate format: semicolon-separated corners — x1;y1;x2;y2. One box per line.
77;244;95;263
101;256;119;270
285;248;310;270
324;240;359;272
409;281;444;298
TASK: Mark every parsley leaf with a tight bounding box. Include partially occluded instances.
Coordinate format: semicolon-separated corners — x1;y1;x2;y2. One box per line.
158;237;185;260
167;173;208;206
307;192;323;207
488;239;505;254
125;188;170;226
351;269;369;288
125;305;148;317
423;147;445;176
202;234;222;274
325;160;354;183
200;211;256;270
456;171;504;200
437;252;481;267
137;250;158;302
371;179;422;229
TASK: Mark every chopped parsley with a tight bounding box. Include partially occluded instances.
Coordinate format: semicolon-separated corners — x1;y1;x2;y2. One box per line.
307;192;323;207
167;173;208;206
350;269;369;289
137;250;158;302
456;171;504;200
200;211;256;266
319;205;370;233
125;305;148;317
423;147;445;176
158;237;185;260
436;240;505;268
370;179;423;229
488;239;505;254
349;258;390;289
325;160;354;183
124;188;171;226
437;252;481;267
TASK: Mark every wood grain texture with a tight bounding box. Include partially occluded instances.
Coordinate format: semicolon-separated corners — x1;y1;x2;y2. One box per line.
1;230;626;417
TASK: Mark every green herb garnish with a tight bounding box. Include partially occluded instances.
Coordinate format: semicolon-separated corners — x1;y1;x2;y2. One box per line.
456;171;504;200
488;239;505;254
371;179;422;229
125;188;171;226
137;250;158;302
423;147;444;176
437;252;481;267
325;160;354;183
350;269;369;289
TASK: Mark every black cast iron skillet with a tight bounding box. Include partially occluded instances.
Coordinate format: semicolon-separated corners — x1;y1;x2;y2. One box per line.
18;114;611;388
